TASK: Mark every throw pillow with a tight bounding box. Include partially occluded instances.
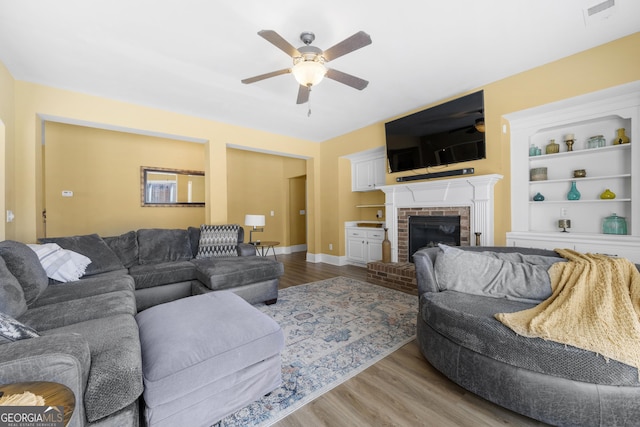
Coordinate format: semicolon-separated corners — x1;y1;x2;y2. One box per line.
0;312;39;343
39;234;124;276
27;243;91;282
0;240;49;306
196;224;240;259
434;244;554;303
0;257;28;318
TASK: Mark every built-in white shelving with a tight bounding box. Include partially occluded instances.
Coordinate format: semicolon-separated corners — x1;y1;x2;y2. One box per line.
505;81;640;262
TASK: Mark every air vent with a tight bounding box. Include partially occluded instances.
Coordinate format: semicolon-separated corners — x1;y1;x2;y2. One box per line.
583;0;617;25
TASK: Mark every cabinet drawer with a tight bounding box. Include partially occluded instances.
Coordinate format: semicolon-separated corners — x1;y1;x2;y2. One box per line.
347;229;366;238
367;230;384;240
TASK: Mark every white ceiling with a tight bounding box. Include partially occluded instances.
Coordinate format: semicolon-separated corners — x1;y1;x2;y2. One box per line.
1;0;638;143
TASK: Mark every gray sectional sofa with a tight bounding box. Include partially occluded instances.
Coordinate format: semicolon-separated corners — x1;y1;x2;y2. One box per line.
0;225;284;426
414;245;640;427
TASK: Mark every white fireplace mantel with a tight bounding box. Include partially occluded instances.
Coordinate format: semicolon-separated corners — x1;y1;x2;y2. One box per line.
378;174;503;262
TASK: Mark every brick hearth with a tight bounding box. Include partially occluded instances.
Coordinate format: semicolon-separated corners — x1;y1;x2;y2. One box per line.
367;261;417;295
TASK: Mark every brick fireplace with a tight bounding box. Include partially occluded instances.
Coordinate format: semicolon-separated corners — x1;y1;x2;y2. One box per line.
366;174;502;294
398;206;470;263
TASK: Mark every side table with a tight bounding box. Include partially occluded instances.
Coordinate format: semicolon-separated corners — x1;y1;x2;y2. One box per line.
250;241;280;260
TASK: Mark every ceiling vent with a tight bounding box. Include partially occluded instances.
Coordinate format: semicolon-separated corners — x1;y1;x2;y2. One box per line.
583;0;617;26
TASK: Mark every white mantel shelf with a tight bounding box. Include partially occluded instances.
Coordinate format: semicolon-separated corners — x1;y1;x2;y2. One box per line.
378;174;503;262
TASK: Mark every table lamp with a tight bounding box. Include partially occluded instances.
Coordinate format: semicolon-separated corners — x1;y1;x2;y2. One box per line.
245;214;265;243
558;219;571;233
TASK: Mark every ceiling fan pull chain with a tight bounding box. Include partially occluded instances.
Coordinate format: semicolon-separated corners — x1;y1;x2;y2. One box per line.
307;86;312;117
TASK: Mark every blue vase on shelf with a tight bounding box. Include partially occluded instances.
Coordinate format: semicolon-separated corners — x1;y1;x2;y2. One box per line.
533;192;545;201
567;181;581;200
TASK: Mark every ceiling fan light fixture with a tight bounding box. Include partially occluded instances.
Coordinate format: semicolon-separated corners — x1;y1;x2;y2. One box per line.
292;60;327;87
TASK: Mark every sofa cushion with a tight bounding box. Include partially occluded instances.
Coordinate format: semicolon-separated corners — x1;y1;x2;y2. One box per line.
0;257;28;318
192;257;284;291
0;240;49;306
103;231;139;268
434;244;554;303
128;261;197;290
0;311;39;343
19;290;136;331
39;234;125;276
422;290;640;386
42;314;143;422
137;229;192;265
196;224;240;258
31;274;135;308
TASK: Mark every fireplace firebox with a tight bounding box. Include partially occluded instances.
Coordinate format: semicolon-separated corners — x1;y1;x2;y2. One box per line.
408;215;461;262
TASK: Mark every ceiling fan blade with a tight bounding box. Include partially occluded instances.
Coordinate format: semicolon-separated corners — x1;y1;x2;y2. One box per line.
258;30;301;57
325;68;369;90
296;85;310;104
322;31;372;62
241;68;291;84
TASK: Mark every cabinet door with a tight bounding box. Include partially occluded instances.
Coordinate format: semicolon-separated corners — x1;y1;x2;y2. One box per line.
366;239;382;262
372;156;387;187
365;230;384;262
353;161;372;191
347;237;366;263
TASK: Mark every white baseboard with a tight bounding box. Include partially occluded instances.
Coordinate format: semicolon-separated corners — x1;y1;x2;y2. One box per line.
306;253;349;266
255;244;307;256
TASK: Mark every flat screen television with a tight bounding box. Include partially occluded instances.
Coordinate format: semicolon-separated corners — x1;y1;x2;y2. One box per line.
385;90;485;173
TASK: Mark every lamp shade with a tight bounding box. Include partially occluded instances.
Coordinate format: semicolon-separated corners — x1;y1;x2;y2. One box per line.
292;60;326;87
245;214;265;227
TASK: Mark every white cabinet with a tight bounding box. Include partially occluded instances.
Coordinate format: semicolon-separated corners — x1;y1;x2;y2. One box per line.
352;156;386;191
346;226;384;265
345;147;387;192
505;81;640;262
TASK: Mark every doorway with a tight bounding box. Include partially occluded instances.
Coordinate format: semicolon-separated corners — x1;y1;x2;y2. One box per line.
288;175;307;251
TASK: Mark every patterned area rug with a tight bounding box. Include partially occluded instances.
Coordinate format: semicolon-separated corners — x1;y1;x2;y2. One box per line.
219;276;418;426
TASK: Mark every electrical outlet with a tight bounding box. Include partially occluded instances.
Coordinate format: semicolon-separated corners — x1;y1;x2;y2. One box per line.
329;243;333;251
561;208;568;217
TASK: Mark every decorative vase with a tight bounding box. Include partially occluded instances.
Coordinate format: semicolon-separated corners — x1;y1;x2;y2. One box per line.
545;140;559;154
382;228;391;263
603;213;627;235
600;189;616;199
614;128;630;145
533;192;545;201
567;181;581;200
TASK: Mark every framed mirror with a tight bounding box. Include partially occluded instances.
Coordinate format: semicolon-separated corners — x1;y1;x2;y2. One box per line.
141;166;205;207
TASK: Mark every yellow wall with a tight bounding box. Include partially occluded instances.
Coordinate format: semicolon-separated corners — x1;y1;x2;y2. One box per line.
44;122;206;237
321;32;640;249
10;81;320;245
226;148;306;246
0;61;15;240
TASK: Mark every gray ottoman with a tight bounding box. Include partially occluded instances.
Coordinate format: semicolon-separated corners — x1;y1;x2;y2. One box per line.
191;257;284;305
136;291;284;427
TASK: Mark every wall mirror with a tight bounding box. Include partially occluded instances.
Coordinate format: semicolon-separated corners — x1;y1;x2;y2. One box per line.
141;166;205;207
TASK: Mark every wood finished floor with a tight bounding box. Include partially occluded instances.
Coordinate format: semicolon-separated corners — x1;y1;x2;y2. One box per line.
273;252;549;427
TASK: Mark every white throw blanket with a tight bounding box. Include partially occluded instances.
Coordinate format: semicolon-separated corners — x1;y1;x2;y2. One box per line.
28;243;91;282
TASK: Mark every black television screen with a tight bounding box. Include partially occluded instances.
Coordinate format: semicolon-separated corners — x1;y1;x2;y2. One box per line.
385;90;485;173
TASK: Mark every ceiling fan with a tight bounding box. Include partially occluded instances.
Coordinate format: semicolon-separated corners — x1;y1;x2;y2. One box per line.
241;30;372;105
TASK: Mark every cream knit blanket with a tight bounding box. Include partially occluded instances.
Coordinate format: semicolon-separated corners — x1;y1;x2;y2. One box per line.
495;249;640;372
